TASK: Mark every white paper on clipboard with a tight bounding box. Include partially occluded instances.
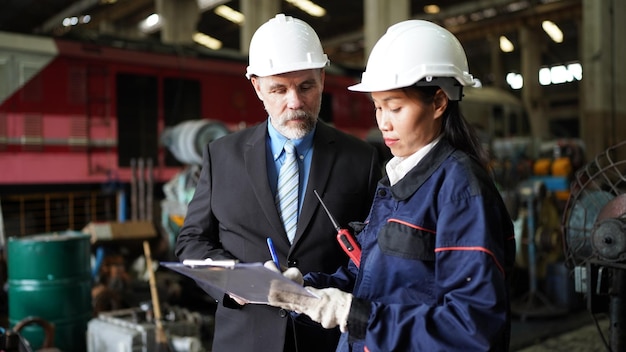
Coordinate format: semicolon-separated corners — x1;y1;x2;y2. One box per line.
160;261;317;304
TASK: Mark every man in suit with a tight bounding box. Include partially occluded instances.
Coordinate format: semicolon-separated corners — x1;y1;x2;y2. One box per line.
175;14;381;352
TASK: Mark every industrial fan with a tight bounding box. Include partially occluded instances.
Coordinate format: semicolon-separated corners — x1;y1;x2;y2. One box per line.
561;140;626;351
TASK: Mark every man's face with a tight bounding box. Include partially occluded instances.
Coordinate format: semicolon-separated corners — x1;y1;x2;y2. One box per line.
251;69;324;139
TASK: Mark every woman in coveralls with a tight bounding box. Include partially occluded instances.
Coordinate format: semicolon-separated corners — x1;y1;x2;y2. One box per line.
267;19;516;352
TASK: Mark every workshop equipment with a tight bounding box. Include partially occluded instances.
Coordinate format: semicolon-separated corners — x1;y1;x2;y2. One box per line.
143;240;171;351
160;120;230;165
7;231;92;351
87;307;202;352
561;140;626;351
511;180;568;320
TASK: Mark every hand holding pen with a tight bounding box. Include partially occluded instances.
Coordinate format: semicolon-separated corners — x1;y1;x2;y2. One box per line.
266;237;281;269
265;237;304;286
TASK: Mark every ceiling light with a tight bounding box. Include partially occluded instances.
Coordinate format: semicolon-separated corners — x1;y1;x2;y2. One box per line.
499;35;514;53
197;0;229;11
542;20;563;43
539;63;582;85
62;16;91;27
482;8;497;18
470;11;484;21
214;5;244;24
423;5;440;14
193;32;222;50
506;72;523;89
139;14;162;33
506;1;530;12
443;15;468;27
285;0;326;17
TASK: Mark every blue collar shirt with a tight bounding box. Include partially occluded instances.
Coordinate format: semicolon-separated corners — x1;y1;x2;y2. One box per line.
266;117;315;213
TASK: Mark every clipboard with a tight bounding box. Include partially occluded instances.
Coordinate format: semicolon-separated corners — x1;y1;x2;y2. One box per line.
161;260;317;304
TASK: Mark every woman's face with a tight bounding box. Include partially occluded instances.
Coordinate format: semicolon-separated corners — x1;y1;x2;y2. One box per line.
372;88;447;157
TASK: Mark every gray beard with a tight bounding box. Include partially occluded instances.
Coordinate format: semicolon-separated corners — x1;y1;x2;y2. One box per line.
272;110;317;139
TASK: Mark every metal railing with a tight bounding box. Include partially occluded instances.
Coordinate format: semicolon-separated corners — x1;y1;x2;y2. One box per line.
0;191;118;238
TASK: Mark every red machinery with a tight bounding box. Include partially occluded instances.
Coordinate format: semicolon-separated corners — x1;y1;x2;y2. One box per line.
0;31;375;188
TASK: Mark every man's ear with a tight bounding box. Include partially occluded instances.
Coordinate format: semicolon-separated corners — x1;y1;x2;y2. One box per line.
433;89;448;119
250;76;263;101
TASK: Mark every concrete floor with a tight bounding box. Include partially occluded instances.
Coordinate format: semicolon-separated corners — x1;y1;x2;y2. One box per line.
511;310;611;352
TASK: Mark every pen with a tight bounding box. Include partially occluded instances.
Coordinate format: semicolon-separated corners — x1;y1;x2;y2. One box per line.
266;237;281;270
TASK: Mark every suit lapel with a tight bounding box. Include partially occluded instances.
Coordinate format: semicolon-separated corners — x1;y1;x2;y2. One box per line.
244;122;287;242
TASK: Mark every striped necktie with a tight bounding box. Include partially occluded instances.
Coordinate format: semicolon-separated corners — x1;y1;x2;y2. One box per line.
276;140;299;244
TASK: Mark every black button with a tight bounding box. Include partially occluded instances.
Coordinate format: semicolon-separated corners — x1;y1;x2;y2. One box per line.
377;189;387;197
279;309;288;318
287;259;298;267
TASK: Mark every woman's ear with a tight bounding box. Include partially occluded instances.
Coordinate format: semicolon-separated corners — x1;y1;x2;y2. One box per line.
433;89;448;119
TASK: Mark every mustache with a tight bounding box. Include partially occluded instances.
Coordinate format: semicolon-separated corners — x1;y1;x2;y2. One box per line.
284;110;310;121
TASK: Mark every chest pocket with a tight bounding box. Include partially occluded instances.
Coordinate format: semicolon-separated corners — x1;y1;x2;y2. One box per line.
378;220;436;261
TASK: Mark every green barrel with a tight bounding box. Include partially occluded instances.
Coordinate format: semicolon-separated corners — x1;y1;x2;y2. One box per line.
7;231;92;351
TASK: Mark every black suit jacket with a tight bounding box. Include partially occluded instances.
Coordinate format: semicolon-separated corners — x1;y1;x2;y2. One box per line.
175;120;381;352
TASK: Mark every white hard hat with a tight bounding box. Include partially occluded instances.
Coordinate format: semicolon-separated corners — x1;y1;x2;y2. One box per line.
246;14;329;79
349;20;476;100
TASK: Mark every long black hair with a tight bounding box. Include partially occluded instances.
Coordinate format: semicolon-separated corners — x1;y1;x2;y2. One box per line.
409;85;489;169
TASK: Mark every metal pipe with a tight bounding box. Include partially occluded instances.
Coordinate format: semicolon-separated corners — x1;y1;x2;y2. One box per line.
138;158;145;221
130;158;137;221
147;158;153;222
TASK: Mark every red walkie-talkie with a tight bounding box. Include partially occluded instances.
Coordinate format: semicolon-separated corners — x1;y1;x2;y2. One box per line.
314;190;361;267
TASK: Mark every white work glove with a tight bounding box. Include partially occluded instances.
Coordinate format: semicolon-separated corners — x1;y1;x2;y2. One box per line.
268;285;353;333
233;261;304;306
263;260;304;286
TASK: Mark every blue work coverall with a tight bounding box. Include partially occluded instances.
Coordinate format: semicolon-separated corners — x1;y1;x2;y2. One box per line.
306;139;516;351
